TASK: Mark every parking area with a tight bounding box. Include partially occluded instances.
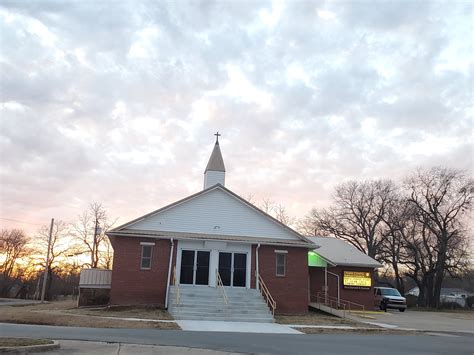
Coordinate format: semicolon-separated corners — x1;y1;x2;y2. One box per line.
355;309;474;334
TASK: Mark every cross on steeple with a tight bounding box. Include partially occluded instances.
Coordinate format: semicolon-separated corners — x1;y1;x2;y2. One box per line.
214;131;221;143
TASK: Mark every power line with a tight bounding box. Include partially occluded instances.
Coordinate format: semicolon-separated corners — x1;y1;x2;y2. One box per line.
0;217;44;226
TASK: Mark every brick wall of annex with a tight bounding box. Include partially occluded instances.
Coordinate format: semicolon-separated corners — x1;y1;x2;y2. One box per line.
257;245;309;315
109;236;176;307
309;266;376;309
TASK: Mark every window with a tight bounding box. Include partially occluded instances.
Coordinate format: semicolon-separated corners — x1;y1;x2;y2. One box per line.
276;253;286;276
140;245;153;270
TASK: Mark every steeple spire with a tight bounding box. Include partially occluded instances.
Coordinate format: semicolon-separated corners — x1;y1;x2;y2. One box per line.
204;133;226;189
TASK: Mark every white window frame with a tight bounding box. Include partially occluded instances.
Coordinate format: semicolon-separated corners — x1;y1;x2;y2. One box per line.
140;244;154;270
275;251;286;277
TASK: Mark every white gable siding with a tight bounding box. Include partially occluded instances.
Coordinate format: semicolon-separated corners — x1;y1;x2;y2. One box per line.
128;188;299;240
204;171;225;189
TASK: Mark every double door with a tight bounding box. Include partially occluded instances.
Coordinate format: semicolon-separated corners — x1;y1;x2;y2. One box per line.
180;250;210;285
218;252;247;287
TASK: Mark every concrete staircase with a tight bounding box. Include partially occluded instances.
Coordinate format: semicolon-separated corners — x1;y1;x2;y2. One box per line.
168;286;274;323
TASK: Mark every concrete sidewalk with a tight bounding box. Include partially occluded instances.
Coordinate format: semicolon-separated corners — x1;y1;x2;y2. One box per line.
176;320;303;334
41;340;239;354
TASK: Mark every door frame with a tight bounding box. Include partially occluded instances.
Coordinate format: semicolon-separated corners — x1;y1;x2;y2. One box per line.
178;249;211;286
218;251;249;288
176;240;252;288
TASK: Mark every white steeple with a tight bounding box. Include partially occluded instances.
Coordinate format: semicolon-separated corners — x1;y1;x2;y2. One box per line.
204;132;226;189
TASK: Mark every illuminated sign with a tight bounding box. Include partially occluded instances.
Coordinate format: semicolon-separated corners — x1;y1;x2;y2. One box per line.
343;271;372;289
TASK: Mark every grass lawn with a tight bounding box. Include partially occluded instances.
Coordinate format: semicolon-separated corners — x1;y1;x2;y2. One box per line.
0;300;179;330
0;338;53;347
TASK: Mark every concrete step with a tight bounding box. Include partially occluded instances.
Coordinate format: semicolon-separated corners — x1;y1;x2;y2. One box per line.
175;316;275;323
169;298;264;305
169;305;270;314
169;304;270;311
168;286;274;323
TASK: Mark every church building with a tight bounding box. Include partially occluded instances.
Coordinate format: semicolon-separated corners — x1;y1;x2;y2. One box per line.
107;135;316;316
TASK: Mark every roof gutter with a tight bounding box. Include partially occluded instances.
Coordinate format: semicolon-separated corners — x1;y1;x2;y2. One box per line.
107;231;317;248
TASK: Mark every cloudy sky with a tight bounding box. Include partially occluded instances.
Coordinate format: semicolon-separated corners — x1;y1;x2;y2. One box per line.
0;1;472;233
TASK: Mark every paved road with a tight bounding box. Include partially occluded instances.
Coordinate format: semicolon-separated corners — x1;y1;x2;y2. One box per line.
1;323;473;354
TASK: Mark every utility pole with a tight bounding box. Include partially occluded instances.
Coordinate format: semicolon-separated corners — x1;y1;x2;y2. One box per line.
40;218;54;303
92;217;98;268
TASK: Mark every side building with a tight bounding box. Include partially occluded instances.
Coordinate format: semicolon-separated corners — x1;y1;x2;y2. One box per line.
308;236;382;309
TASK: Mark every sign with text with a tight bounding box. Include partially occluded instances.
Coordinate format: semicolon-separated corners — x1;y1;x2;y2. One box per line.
343;271;372;289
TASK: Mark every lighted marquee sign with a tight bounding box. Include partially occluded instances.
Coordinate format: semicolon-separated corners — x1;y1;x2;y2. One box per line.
343;271;372;289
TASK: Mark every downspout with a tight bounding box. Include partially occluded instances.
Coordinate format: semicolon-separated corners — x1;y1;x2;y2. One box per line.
165;238;174;309
256;243;261;290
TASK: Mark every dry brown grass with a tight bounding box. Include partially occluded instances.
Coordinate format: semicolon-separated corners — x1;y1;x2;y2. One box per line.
0;300;179;330
0;338;53;347
67;304;174;320
275;310;363;327
295;327;418;335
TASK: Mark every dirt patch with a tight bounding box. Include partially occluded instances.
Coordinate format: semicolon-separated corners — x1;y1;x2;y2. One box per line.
0;301;179;330
276;309;367;327
0;338;53;347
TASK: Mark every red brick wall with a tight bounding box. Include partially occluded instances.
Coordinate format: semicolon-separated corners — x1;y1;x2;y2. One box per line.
257;246;309;315
109;236;175;307
309;266;376;309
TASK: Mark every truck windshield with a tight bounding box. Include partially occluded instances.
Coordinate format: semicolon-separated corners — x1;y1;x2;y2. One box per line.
381;288;401;296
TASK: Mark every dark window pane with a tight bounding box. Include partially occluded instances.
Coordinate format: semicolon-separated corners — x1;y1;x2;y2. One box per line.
234;253;247;269
196;251;210;285
233;253;247;287
181;250;195;266
142;245;152;258
233;268;246;287
218;252;232;286
276;254;285;276
140;246;153;269
180;250;195;284
141;257;151;269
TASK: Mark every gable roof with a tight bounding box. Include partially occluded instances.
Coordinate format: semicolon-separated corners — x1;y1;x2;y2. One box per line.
205;141;225;173
109;184;315;247
307;236;382;268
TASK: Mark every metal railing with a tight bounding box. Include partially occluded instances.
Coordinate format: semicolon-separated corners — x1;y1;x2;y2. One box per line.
258;274;276;316
172;266;180;306
313;292;365;318
216;270;229;305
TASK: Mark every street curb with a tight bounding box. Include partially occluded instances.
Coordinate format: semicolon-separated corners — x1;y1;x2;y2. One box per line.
0;340;59;353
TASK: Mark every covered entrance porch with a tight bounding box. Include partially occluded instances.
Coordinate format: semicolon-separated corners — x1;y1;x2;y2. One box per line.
176;240;252;288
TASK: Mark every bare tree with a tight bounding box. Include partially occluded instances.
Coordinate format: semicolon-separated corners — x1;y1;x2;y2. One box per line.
260;198;275;215
36;220;72;271
302;180;398;260
404;167;473;307
274;204;294;226
0;229;30;296
0;229;30;280
72;202;115;268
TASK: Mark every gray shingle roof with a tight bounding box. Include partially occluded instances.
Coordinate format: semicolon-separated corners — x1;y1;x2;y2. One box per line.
308;236;382;268
205;142;226;172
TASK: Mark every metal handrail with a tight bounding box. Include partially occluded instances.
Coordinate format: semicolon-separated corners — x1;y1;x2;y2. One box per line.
314;292;365;312
173;266;180;306
216;270;229;305
258;274;276;316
